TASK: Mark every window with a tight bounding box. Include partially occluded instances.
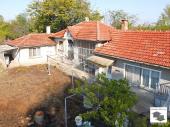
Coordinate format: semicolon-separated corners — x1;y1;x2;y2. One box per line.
108;66;112;74
29;47;41;58
125;64;160;89
58;41;64;52
151;71;160;89
125;65;141;86
142;69;150;87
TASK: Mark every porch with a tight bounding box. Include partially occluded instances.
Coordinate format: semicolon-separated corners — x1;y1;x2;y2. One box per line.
131;86;154;115
131;83;170;117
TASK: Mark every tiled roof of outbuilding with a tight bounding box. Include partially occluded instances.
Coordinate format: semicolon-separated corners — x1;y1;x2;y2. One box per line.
7;33;56;47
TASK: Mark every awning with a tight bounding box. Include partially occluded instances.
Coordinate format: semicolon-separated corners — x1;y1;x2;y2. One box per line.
87;55;114;67
0;45;17;53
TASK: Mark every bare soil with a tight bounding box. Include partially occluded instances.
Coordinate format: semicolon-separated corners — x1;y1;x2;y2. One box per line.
0;65;71;127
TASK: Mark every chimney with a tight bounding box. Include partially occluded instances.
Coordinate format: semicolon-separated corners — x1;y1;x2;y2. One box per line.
46;26;51;34
85;17;89;22
121;19;128;31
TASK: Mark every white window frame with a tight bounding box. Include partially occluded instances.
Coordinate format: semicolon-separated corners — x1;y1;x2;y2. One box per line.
29;47;41;58
124;63;161;90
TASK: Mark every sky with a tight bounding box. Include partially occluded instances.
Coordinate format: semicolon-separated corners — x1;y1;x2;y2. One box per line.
0;0;169;24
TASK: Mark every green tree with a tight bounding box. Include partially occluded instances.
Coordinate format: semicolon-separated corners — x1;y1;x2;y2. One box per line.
0;15;4;22
27;0;103;32
134;4;170;31
0;15;11;44
10;13;30;39
70;74;137;127
157;4;170;26
108;10;137;29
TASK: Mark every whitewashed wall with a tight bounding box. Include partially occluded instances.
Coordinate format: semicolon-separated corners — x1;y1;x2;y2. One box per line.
93;55;170;88
14;46;56;66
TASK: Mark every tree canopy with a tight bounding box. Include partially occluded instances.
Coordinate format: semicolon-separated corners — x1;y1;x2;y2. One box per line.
0;15;11;43
157;4;170;26
134;4;170;31
108;10;137;29
0;13;30;44
10;13;30;39
70;74;137;127
27;0;103;33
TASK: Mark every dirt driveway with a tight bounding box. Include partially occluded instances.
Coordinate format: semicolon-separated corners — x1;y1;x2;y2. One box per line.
0;65;71;127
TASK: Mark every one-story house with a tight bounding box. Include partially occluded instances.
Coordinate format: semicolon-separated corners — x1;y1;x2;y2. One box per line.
5;33;57;67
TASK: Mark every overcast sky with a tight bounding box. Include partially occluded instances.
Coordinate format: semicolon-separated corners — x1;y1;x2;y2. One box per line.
0;0;169;24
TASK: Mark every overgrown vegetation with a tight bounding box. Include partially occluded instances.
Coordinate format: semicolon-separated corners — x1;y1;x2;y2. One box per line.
70;74;137;127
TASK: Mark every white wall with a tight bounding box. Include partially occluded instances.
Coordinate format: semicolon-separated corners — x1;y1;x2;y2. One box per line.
108;58;170;86
73;46;79;64
14;46;56;66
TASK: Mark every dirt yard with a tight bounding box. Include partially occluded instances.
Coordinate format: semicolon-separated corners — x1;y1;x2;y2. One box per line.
0;65;71;127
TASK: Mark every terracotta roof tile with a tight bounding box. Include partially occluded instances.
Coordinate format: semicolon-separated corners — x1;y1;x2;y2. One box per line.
50;29;66;38
52;21;114;41
96;31;170;68
7;33;56;47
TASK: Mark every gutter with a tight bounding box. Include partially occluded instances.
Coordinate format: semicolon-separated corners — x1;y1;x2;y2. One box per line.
94;52;170;70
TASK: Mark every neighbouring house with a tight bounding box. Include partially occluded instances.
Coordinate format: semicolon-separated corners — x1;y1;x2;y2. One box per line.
50;21;114;73
5;33;57;67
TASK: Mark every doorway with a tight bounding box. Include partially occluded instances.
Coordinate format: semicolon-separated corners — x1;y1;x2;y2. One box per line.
68;40;74;60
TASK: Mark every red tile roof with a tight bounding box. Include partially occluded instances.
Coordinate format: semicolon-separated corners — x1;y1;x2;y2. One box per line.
95;31;170;68
50;29;66;38
7;33;56;48
51;21;114;41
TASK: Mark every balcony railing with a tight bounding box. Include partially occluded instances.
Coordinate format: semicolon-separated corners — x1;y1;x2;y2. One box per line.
154;83;170;111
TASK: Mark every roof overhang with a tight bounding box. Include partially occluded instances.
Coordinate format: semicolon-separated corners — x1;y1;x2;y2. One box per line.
95;52;170;70
54;38;65;42
0;45;17;52
87;55;114;67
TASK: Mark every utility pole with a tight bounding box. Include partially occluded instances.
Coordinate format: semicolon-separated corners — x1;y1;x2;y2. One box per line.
64;94;76;127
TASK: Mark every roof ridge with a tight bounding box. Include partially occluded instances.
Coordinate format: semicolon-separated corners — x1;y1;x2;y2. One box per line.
114;29;170;33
